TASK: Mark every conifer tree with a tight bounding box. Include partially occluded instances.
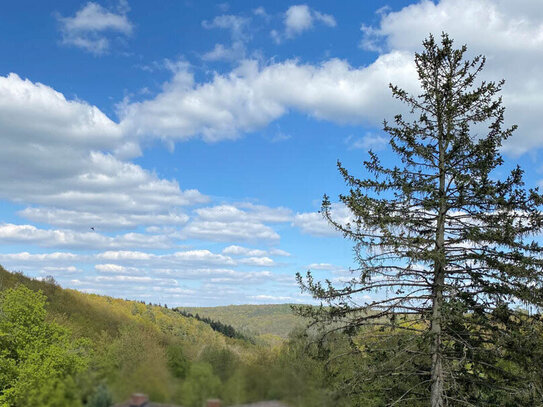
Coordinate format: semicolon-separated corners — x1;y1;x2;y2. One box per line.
297;34;543;406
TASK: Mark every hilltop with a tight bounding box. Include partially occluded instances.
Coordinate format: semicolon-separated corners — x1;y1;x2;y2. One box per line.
180;304;306;340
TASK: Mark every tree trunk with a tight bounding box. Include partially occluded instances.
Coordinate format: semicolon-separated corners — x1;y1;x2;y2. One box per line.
430;263;445;407
431;93;447;407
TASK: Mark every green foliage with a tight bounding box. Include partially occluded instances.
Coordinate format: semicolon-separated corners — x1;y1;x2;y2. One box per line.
181;304;305;339
176;309;254;342
180;362;221;407
220;370;247;405
0;285;89;407
272;331;341;407
85;384;113;407
102;325;173;402
200;346;241;382
166;342;190;379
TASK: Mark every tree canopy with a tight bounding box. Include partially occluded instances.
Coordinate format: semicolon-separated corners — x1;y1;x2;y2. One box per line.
0;285;89;407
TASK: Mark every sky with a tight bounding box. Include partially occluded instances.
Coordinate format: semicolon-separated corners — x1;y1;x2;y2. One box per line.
0;0;542;306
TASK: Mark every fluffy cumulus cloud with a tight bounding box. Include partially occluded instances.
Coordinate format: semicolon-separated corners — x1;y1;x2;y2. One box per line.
114;1;543;155
0;73;122;149
182;203;293;242
56;0;133;54
239;256;275;266
0;73;207;236
270;4;336;42
222;245;267;257
202;14;250;39
121;54;418;142
360;0;543;155
0;252;85;274
19;207;189;231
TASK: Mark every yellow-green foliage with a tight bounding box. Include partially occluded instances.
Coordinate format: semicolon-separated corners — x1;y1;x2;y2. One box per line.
0;267;257;405
0;266;336;407
181;304;306;339
0;284;89;407
180;362;221;407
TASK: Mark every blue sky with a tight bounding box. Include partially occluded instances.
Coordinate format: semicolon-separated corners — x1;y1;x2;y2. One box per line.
0;0;542;306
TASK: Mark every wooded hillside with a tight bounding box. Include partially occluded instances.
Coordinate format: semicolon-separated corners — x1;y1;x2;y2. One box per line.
0;266;334;407
180;304;305;340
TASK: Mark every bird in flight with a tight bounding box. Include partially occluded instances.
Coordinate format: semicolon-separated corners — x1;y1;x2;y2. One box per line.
90;227;95;231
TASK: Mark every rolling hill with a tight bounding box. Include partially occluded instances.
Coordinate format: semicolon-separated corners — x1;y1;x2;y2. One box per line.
179;304;307;339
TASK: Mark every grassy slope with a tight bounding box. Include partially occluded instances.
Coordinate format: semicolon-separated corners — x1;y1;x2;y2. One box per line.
180;304;307;339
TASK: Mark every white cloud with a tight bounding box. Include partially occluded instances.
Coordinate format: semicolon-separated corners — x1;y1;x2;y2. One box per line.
306;262;345;272
202;14;249;40
120;54;417;142
283;5;336;39
0;73;121;149
269;248;291;257
0;252;85;275
94;275;177;285
57;1;133;55
202;42;246;62
97;250;152;261
19;207;189;231
0;73;208;233
253;7;269;19
95;263;134;274
360;0;543;155
222;245;267;256
195;203;292;223
292;204;352;237
313;10;337;28
96;249;236;268
202;14;250;62
221;245;291;258
183;220;280;242
292;212;334;236
285;5;313;37
182;203;293;242
170;250;235;265
0;252;82;263
239;256;275;267
345;133;389;151
0;223;175;250
0;256;83;278
42;266;83;274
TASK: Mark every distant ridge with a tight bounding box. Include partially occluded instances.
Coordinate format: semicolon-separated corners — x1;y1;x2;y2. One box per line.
179;304;307;339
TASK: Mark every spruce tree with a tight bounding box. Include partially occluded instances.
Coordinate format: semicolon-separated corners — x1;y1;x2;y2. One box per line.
296;34;543;406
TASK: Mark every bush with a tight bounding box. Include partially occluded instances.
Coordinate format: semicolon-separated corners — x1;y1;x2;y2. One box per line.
86;384;113;407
